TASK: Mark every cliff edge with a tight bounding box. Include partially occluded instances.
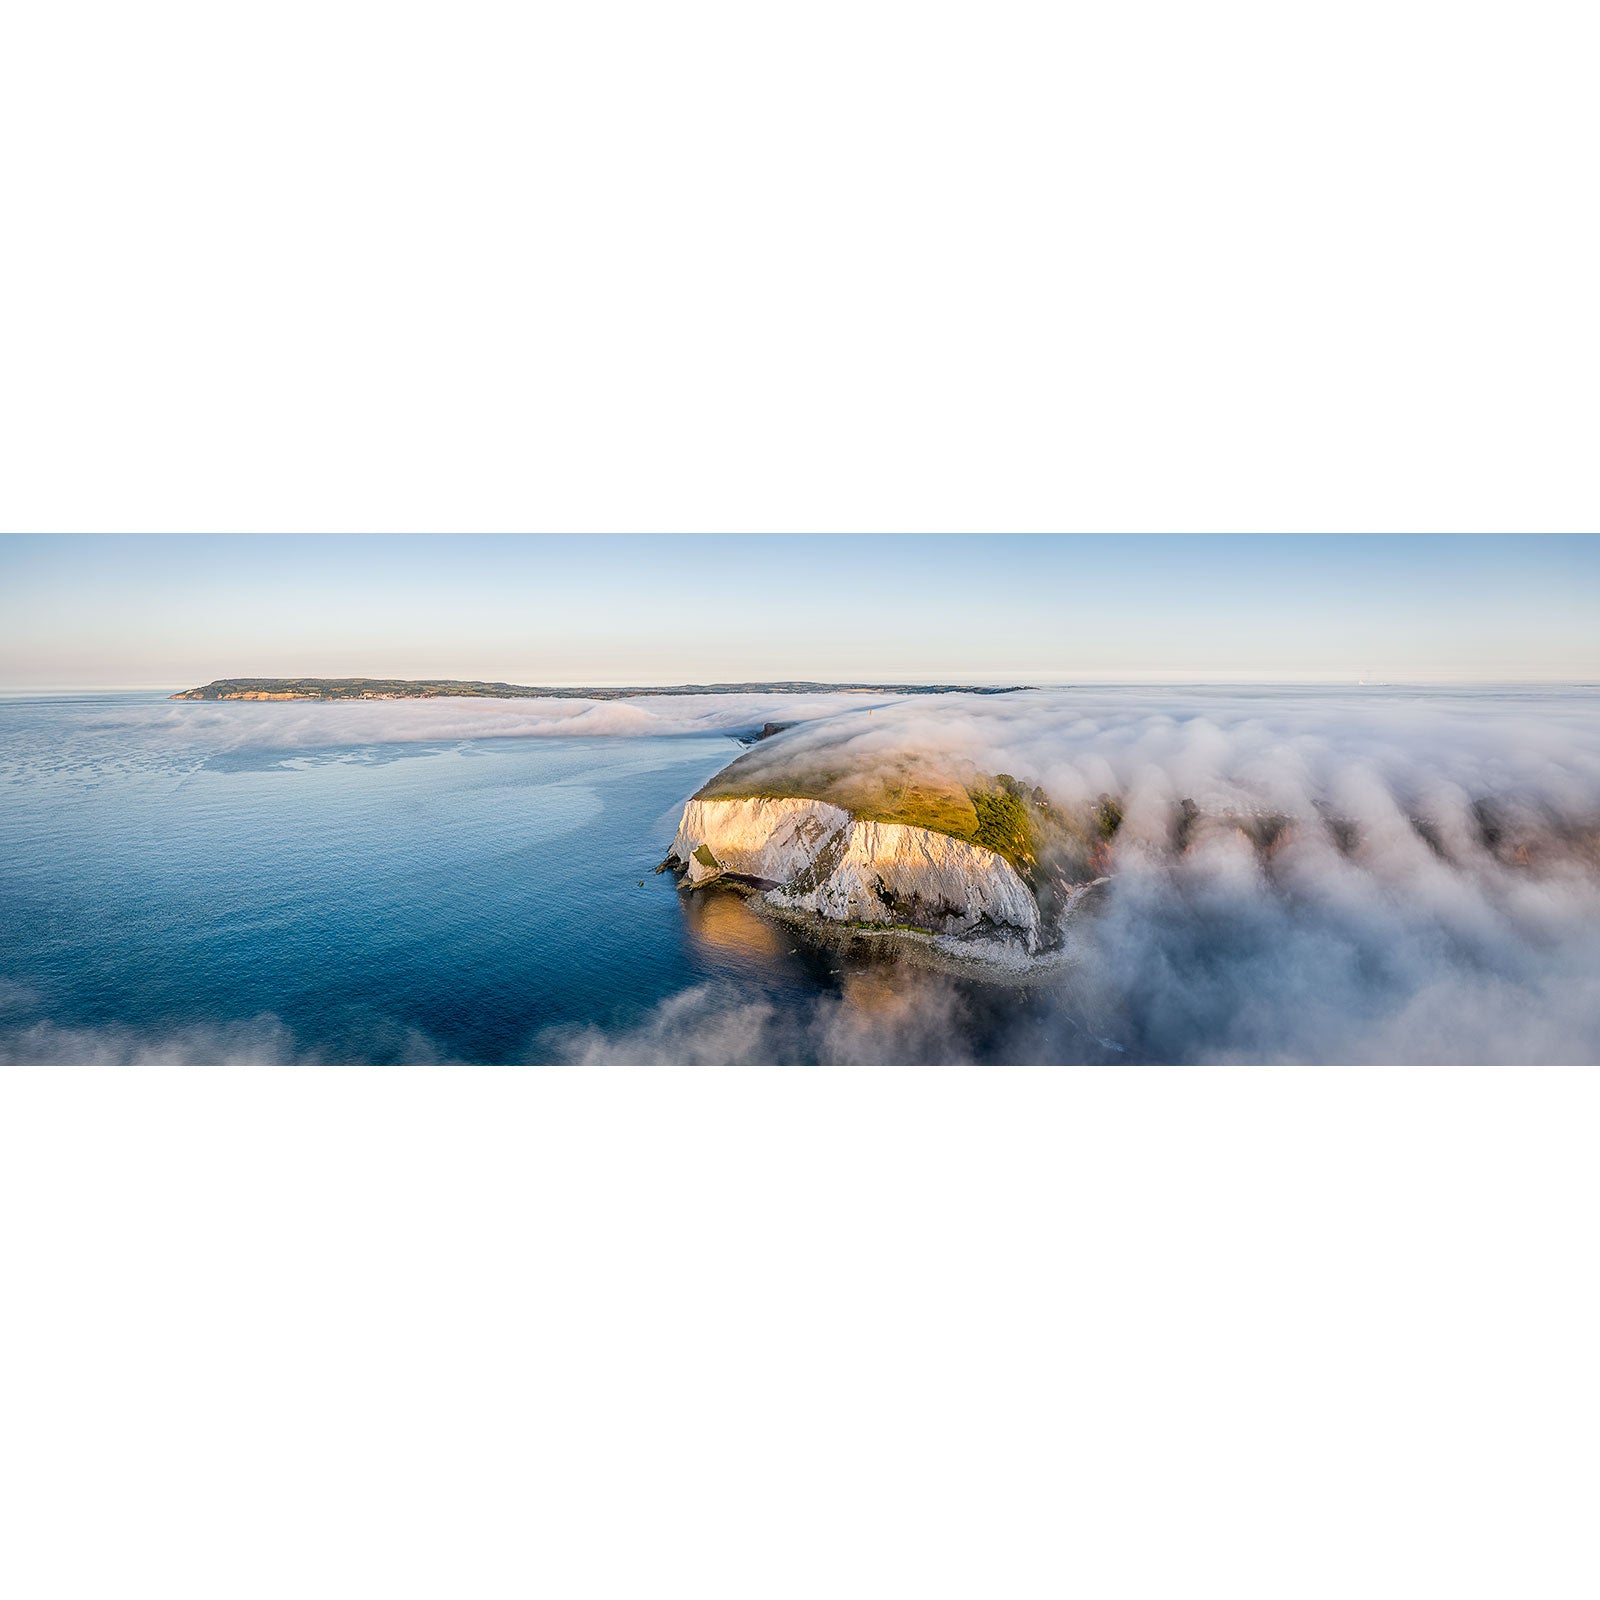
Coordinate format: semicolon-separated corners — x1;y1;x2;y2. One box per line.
665;796;1042;953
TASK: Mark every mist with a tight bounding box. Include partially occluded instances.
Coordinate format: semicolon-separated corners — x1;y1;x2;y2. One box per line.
5;685;1597;1063
62;691;907;753
556;685;1600;1064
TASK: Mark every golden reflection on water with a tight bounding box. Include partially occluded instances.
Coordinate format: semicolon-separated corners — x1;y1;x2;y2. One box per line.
836;965;913;1013
679;886;793;968
679;885;966;1055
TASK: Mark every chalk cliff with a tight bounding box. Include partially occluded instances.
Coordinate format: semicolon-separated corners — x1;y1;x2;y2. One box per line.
666;796;1042;951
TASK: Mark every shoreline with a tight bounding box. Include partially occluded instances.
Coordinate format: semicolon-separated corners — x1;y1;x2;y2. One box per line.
169;678;1032;703
680;872;1083;989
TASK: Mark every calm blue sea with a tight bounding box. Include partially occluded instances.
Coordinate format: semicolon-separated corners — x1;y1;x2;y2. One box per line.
0;692;856;1062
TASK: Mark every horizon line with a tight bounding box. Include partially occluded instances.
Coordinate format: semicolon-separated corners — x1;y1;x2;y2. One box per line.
4;676;1598;696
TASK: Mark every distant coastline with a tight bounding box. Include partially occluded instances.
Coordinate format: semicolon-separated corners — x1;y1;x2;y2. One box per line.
170;678;1030;702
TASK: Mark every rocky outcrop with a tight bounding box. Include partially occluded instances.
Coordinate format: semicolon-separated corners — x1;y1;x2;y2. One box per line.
665;796;1041;951
670;797;853;887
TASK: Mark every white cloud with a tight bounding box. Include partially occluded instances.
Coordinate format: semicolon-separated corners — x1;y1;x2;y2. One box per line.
552;686;1600;1063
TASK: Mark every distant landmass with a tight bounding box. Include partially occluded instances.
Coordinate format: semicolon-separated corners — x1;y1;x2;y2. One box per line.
170;678;1028;702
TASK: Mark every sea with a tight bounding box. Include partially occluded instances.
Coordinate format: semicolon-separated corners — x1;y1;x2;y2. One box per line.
0;693;802;1061
0;690;1047;1064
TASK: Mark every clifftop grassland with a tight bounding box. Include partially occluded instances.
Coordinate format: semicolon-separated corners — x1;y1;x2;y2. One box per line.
696;749;1057;880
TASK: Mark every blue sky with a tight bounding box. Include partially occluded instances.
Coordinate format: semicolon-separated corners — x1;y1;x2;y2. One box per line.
1;534;1596;687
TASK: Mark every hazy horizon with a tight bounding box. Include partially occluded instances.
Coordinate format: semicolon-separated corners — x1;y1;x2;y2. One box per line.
3;533;1597;689
7;676;1600;700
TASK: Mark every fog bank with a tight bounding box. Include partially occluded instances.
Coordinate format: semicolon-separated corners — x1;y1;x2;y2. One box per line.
567;685;1600;1064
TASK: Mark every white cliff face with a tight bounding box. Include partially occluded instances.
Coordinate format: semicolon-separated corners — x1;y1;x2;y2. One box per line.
770;819;1040;944
669;797;852;886
667;797;1040;951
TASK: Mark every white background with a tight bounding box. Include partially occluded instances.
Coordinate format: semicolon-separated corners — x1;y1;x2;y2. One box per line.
1;1;1596;532
4;1067;1599;1597
4;2;1600;1596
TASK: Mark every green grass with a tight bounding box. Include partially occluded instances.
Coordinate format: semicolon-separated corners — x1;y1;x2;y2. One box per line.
700;764;980;843
973;778;1035;867
1094;795;1124;841
697;751;1044;877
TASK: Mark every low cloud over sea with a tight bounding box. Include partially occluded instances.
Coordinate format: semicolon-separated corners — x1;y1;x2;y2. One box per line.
3;685;1597;1063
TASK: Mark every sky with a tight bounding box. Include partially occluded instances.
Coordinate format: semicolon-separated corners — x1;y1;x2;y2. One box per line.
0;533;1595;689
